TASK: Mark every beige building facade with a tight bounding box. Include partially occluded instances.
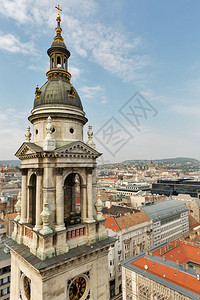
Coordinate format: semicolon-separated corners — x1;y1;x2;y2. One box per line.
105;211;153;298
122;268;192;300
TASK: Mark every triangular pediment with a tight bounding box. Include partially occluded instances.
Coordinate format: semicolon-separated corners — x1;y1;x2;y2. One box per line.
15;142;43;158
55;141;101;158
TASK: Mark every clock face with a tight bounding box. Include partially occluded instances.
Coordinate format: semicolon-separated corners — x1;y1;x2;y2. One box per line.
24;276;31;300
69;276;86;300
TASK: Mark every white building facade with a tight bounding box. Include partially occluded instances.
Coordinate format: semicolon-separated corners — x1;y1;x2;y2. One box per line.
142;199;189;246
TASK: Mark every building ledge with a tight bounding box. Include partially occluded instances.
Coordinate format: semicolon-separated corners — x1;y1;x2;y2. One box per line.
5;236;116;272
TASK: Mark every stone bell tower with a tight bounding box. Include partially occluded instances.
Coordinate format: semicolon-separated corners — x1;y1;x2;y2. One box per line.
7;6;114;300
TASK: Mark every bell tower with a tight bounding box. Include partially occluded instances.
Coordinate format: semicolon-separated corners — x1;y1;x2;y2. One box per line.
7;6;114;300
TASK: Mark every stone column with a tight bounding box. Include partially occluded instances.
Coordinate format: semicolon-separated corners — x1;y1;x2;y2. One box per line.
20;168;28;223
55;168;65;231
81;184;87;222
42;163;55;229
33;168;43;231
86;168;94;223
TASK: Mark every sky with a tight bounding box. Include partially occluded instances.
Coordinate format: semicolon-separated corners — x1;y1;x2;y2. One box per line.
1;0;200;163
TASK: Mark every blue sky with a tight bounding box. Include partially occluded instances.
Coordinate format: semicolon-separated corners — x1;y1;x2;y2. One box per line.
0;0;200;163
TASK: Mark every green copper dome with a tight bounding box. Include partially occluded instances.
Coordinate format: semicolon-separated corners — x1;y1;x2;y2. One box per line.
34;79;83;111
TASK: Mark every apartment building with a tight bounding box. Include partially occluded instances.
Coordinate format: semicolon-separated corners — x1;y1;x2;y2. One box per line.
141;199;189;246
0;242;11;300
105;211;153;298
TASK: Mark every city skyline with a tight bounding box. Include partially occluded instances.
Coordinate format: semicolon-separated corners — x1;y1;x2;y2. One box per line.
1;1;200;163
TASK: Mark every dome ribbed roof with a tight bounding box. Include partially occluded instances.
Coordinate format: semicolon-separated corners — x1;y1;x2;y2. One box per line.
34;79;83;111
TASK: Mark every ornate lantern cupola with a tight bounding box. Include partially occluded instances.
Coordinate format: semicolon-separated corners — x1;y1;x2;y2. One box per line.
29;5;87;148
46;5;71;82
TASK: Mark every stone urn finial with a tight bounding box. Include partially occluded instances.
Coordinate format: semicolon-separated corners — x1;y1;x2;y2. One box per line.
15;192;21;222
95;192;104;221
25;126;31;142
43;116;56;151
40;203;53;235
87;124;96;149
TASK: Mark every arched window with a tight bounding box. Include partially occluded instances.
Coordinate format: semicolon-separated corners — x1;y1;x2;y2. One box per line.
64;58;67;70
64;173;82;227
52;58;54;68
29;174;36;225
57;56;61;68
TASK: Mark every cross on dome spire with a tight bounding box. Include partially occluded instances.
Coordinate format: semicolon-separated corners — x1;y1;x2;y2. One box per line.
55;5;62;15
55;4;62;27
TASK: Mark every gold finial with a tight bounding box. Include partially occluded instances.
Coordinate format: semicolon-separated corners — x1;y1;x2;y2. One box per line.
55;5;62;15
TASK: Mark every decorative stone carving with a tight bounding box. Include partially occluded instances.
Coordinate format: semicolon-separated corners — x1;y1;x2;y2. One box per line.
43;116;56;151
40;203;53;235
86;167;93;175
35;84;41;99
55;167;64;175
36;168;43;176
67;83;76;98
15;192;21;222
95;193;104;221
20;168;28;176
25;126;31;142
87;125;96;149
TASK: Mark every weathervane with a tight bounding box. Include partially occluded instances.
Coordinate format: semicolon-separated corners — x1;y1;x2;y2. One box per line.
55;4;62;15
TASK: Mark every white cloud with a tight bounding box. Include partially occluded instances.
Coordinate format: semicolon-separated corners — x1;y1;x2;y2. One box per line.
0;31;36;54
172;105;200;116
69;66;81;80
79;85;108;104
66;19;149;81
0;108;29;159
0;0;149;80
101;96;107;105
79;85;103;99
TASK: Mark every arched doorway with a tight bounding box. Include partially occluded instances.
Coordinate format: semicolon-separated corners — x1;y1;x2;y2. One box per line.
29;174;36;225
64;173;82;227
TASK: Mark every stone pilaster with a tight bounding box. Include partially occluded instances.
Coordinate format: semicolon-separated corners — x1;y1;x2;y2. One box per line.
33;168;43;231
55;168;65;231
20;168;28;223
81;184;87;222
86;168;94;223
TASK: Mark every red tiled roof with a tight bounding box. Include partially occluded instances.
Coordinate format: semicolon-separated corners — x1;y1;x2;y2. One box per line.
131;256;200;295
129;239;200;295
7;213;17;220
153;240;188;264
105;217;120;232
115;211;149;229
183;243;200;264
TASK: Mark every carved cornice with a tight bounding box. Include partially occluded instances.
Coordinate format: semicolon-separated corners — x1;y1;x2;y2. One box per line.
20;168;28;176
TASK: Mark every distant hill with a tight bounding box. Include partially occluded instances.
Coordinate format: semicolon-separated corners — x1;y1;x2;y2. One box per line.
122;157;200;164
0;160;21;167
155;157;200;164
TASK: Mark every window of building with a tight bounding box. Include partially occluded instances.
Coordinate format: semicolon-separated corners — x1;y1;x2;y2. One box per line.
1;288;8;296
2;277;8;284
